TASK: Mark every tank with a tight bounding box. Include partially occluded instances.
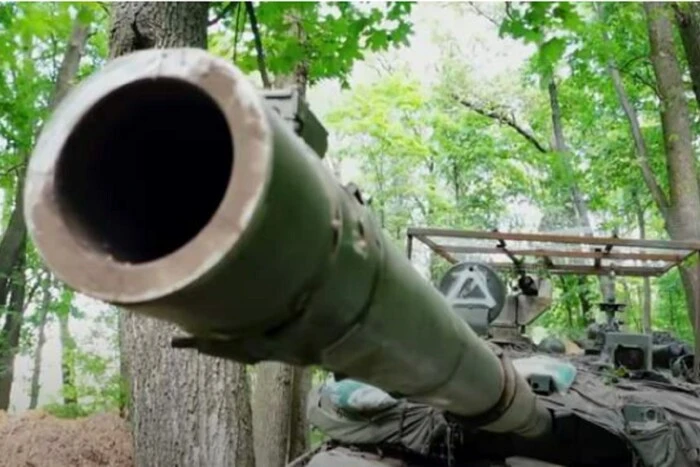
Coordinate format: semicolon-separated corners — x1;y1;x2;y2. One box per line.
302;263;700;466
22;49;700;467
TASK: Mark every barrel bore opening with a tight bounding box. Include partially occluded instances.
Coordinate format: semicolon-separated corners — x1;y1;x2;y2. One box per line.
55;78;233;264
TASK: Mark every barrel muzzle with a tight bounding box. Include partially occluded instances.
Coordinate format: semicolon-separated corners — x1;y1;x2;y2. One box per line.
24;48;551;438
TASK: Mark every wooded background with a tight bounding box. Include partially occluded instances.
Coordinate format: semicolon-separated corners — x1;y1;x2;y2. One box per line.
1;2;700;466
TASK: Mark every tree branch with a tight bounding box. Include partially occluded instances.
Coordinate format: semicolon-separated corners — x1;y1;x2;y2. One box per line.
596;4;670;223
454;95;549;153
618;54;649;73
97;2;110;16
628;70;661;99
548;79;594;236
610;63;670;221
232;2;242;63
671;2;688;25
0;162;25;179
467;2;501;27
245;2;271;89
505;2;515;21
208;2;235;26
21;274;43;313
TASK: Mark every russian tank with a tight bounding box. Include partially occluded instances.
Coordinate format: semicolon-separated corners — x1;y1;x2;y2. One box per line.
22;48;700;467
303;263;700;466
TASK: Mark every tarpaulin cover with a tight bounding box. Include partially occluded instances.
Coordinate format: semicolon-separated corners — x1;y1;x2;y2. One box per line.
324;379;399;413
523;350;700;467
308;380;448;456
309;354;700;467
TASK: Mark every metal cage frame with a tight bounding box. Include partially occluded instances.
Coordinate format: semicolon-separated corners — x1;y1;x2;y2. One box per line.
406;227;700;278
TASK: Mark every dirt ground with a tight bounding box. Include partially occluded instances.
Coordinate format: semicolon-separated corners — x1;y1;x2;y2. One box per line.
0;410;133;467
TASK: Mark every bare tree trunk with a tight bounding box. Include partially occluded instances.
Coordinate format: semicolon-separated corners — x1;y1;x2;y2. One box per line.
109;2;208;59
620;279;639;332
600;3;695;335
0;17;88;304
642;278;653;334
548;80;608;319
634;194;653;334
576;275;593;326
673;2;700;110
0;16;89;412
28;276;51;410
109;3;255;466
557;277;575;328
252;365;311;464
252;9;311;465
645;3;700;332
548;80;593;235
669;289;678;332
288;367;312;459
0;192;27;311
0;175;29;410
0;239;26;410
606;59;670;223
124;314;255;467
253;362;294;467
58;310;77;406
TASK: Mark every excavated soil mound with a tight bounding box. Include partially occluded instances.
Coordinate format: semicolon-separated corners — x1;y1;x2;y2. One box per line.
0;410;133;467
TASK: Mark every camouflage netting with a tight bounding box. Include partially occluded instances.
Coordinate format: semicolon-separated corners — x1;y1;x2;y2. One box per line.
0;410;133;467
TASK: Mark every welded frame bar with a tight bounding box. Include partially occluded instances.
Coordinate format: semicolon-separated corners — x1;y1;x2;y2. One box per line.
415;234;458;264
485;262;667;277
408;227;698;278
438;245;683;263
407;227;700;251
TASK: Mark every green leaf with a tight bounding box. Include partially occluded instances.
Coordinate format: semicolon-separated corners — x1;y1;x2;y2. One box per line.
76;7;92;25
540;37;567;66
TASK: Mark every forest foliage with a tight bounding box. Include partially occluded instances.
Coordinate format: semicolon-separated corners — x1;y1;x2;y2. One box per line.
0;1;698;422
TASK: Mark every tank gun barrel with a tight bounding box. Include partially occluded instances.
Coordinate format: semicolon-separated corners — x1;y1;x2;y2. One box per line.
24;49;550;438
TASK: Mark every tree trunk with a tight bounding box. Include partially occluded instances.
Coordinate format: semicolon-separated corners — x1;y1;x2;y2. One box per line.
110;3;255;466
669;289;678;332
109;2;208;59
576;275;593;327
645;3;700;331
0;188;27;310
252;362;295;467
252;9;311;464
557;277;575;328
28;275;51;410
548;80;593;235
288;367;312;459
642;273;653;334
634;194;653;334
620;279;638;332
58;310;77;405
251;365;311;464
606;55;670;223
0;17;88;412
548;79;611;315
0;17;89;304
0;238;26;410
124;314;255;467
673;2;700;110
